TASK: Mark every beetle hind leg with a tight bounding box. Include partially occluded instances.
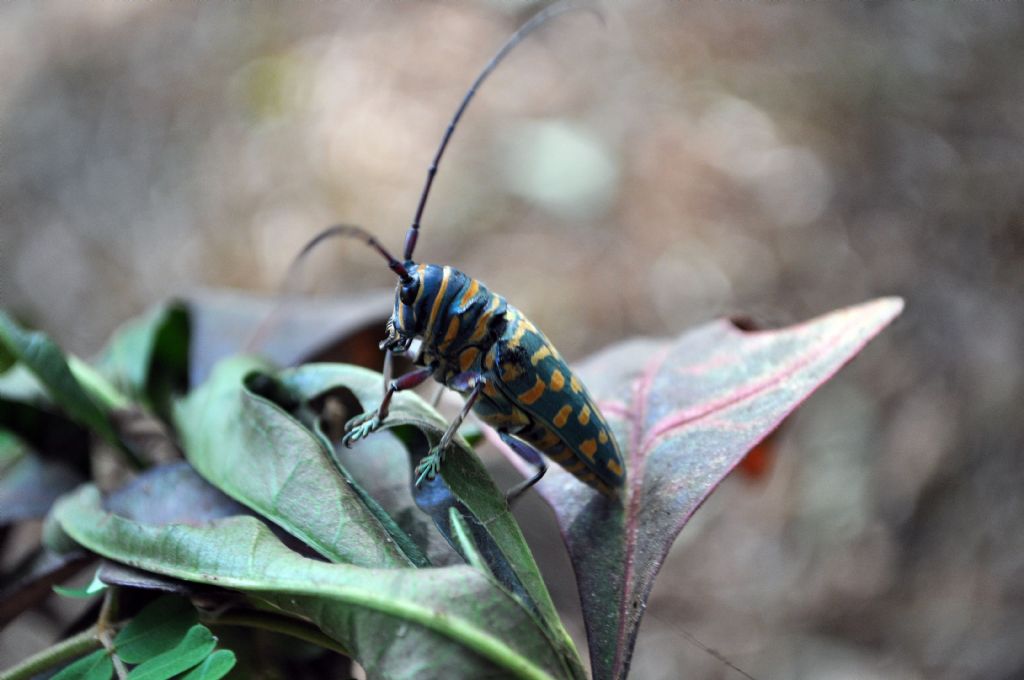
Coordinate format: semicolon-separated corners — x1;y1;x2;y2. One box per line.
499;431;548;503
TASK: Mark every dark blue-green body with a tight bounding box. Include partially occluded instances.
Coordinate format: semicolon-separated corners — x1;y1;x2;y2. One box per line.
390;263;625;493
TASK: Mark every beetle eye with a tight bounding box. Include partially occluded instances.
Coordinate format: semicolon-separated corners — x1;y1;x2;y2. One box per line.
399;282;418;306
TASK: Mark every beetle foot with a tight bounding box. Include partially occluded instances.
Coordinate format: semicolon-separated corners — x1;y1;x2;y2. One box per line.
414;448;444;487
342;412;382;447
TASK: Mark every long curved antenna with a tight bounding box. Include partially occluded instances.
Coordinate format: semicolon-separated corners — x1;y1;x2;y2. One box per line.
295;224;411;283
244;223;409;353
403;0;602;261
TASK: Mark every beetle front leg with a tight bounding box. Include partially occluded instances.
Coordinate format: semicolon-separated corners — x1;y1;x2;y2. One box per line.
343;365;433;446
415;380;483;486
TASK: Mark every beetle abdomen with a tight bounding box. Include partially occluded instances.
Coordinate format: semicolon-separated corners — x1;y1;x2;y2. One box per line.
483;307;626;492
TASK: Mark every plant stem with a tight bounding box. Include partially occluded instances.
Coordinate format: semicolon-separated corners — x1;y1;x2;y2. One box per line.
0;626;101;680
98;589;129;680
200;609;351;657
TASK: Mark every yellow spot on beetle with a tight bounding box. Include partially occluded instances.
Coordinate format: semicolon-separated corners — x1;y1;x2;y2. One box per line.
485;351;496;369
469;295;501;342
483;382;498;397
606;459;624;477
550;369;565;392
598;430;609;444
502;362;523;383
553;404;573;428
577;404;591;425
537;429;561;448
579;438;597;460
518;376;546;405
509;319;528;346
570;375;582;393
530;346;552;365
459;347;479;372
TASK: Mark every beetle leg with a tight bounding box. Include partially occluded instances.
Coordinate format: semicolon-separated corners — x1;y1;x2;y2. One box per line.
430;383;446;408
381;349;394;400
343;366;433;446
498;431;548;503
415;380;483;486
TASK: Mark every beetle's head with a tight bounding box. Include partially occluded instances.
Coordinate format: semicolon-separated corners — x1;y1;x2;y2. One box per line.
382;262;424;354
382;263;457;354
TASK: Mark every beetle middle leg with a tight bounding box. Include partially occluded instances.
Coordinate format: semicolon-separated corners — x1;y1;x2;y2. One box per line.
415;381;483;486
430;383;446;408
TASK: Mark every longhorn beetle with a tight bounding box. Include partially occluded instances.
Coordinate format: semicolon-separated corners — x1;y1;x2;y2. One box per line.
293;3;625;499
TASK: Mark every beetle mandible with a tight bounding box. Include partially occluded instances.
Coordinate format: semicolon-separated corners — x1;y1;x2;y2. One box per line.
296;4;625;499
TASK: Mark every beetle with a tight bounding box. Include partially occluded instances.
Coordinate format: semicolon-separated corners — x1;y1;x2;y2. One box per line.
293;3;625;499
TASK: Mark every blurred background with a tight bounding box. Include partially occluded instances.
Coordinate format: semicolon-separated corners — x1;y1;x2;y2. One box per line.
2;1;1023;678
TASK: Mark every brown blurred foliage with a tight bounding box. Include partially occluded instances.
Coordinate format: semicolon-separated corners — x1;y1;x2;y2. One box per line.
2;1;1022;678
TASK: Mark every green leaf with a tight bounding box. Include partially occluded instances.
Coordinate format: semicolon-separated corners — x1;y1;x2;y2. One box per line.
176;649;236;680
278;363;583;677
114;595;199;664
173;356;413;568
0;342;14;374
0;364;49;405
492;297;904;679
448;508;487;574
277;365;540;586
0;311;123;448
54;485;575;680
334;426;459;567
126;624;216;680
94;302;189;419
0;429;21;469
0;383;92;473
53;570;107;599
52;648;113;680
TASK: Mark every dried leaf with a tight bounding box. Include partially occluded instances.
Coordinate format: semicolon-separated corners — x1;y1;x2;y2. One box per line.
493;297;904;678
186;289;391;385
0;451;84;525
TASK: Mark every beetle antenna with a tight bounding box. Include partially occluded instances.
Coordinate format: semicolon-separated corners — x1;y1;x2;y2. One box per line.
403;0;602;262
292;224;411;283
244;223;409;353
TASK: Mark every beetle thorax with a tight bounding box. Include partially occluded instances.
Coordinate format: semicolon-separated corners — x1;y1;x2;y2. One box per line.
388;263;506;362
